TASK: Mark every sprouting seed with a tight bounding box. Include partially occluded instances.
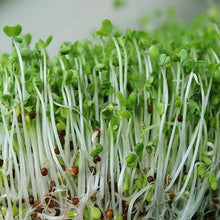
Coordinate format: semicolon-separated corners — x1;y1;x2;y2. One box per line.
29;195;34;205
59;136;65;145
177;114;183;122
54;147;60;155
41;167;48;176
212;195;219;204
29;110;36;119
34;200;44;213
72;197;79;205
67;190;72;200
70;166;79;176
45;198;54;208
30;213;38;219
147;176;154;183
106;209;113;218
59;130;66;137
169;192;175;203
93;128;100;137
17;114;22;123
211;203;218;212
50;181;56;192
16;198;25;207
93;155;101;164
55;208;61;216
89;166;97;175
90;195;97;202
70;141;74;151
148;106;153;113
61;165;66;171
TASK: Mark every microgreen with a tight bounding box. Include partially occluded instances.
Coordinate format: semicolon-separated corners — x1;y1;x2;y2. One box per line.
0;7;220;220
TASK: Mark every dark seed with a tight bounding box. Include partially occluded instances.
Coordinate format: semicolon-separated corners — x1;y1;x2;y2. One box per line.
16;198;25;207
50;181;56;192
55;208;61;216
30;212;38;219
41;167;48;176
70;166;78;176
36;206;44;213
67;190;71;200
123;204;128;213
147;176;154;183
93;155;101;164
211;203;218;212
34;200;43;213
54;147;60;155
169;192;175;200
177;114;183;122
59;130;66;138
122;212;127;220
104;95;108;102
106;210;113;218
70;141;74;151
0;159;3;167
90;195;96;202
72;197;79;205
93;129;100;137
60;136;65;145
29;110;36;119
212;195;219;204
17;114;22;123
29;195;35;205
147;106;153;113
45;198;54;208
12;169;15;178
89;166;97;175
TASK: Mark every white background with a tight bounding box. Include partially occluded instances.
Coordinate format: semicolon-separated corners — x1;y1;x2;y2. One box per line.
0;0;216;56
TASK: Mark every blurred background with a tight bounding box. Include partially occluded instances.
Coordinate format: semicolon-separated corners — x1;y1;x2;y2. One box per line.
0;0;219;56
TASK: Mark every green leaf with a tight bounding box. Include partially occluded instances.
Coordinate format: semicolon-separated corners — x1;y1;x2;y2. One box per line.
94;63;105;71
56;119;66;131
156;103;165;115
99;81;113;95
208;172;218;190
96;19;113;37
67;211;78;217
135;174;147;189
126;153;138;168
116;91;126;107
159;53;167;65
146;185;155;202
70;41;80;57
174;94;181;108
0;94;14;107
90;146;103;157
148;45;160;59
197;162;206;179
87;83;95;94
128;92;137;104
202;155;212;166
22;33;32;47
179;49;188;63
146;146;152;154
91;206;101;219
123;173;129;192
134;143;144;160
45;35;53;47
3;24;22;38
121;108;132;119
61;107;69;118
